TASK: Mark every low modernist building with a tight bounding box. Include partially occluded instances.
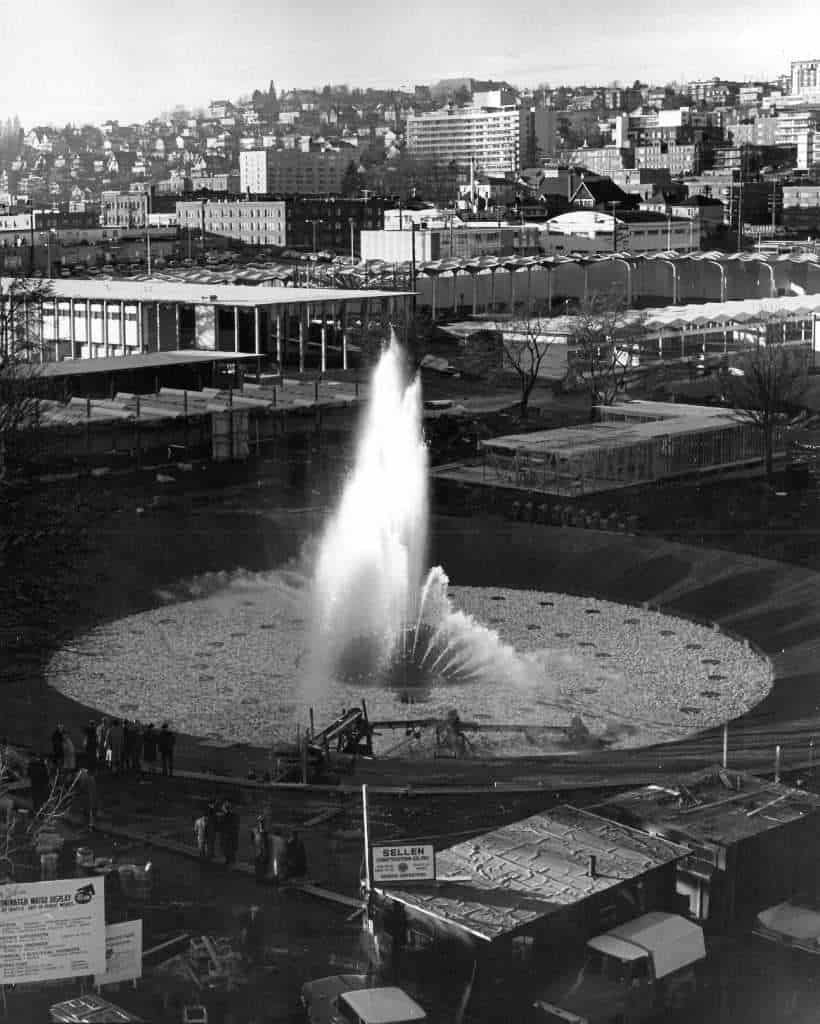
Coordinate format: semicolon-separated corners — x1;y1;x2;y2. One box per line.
477;400;787;497
2;277;412;375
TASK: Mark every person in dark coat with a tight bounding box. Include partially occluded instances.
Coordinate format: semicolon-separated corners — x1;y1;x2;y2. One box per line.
83;722;97;773
250;816;270;884
142;723;158;773
285;830;307;880
28;755;50;813
51;724;64;772
220;800;240;868
158;723;175;777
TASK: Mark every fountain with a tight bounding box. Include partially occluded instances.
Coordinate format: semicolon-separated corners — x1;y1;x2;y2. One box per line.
307;334;529;699
44;334;775;756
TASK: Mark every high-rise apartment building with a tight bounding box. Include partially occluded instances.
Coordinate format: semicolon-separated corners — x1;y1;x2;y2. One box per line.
405;104;555;175
791;59;820;99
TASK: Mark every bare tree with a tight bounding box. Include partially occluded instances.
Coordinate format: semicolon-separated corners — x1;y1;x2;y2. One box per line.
721;331;808;481
493;303;556;418
569;290;648;414
0;275;52;476
0;745;79;883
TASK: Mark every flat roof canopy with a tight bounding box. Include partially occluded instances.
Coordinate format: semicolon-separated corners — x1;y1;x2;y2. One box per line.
1;276;413;310
39;350;258;378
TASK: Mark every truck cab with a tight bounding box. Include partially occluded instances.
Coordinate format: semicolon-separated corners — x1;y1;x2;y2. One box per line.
535;912;705;1024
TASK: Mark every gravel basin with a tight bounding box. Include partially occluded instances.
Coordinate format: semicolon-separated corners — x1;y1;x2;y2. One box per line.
46;570;773;756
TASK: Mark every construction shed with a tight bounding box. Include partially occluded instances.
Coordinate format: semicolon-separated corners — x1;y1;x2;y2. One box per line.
595;767;820;930
372;804;689;1001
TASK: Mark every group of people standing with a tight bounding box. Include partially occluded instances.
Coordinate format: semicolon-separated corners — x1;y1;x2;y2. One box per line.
51;720;176;777
194;802;306;885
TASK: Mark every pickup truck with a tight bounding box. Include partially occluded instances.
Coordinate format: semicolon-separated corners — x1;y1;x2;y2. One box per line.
301;974;427;1024
535;912;706;1024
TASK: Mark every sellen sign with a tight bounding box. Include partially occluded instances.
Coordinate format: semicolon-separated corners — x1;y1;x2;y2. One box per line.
0;876;106;985
372;844;435;883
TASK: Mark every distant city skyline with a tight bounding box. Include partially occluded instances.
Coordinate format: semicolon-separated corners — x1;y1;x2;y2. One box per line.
2;0;816;126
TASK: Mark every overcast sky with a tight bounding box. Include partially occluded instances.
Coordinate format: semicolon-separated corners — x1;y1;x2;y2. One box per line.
3;0;818;127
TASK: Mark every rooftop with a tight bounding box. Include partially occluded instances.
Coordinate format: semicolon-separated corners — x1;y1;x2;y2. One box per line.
1;276;411;310
378;805;688;942
597;768;820;848
481;402;743;459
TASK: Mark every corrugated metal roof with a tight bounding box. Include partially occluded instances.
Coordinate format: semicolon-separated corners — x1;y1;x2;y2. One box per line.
379;805;688;942
599;768;820;848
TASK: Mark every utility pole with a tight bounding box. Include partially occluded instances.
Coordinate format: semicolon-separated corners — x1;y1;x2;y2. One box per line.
609;201;621;253
736;180;743;252
146;188;152;276
410;220;417;316
348;217;356;262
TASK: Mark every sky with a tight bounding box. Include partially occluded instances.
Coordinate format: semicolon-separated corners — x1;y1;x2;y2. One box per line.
2;0;819;128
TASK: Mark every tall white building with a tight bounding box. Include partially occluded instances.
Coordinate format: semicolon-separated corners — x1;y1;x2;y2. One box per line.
791;59;820;100
405;104;555;175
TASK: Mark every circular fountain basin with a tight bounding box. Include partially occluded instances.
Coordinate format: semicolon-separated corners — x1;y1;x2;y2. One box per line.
45;570;772;757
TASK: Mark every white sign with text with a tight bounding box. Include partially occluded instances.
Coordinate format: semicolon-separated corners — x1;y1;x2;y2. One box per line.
372;844;435;883
0;876;106;985
95;919;143;986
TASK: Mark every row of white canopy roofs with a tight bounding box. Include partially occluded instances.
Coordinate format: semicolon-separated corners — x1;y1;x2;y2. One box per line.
358;248;820;280
551;293;820;346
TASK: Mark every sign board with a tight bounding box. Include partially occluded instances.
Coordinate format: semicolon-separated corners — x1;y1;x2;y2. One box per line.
371;844;435;884
0;876;106;985
95;920;143;987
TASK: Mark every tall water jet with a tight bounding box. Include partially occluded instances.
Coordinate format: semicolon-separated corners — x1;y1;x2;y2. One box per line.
310;334;429;685
308;332;534;700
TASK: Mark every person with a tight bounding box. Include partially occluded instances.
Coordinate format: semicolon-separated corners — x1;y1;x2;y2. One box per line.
220;800;239;868
96;718;110;769
250;816;270;884
204;802;218;860
51;724;64;773
122;721;133;774
285;830;307;881
107;719;124;774
76;768;98;830
28;755;50;813
61;730;77;776
142;723;157;774
239;904;265;966
83;721;97;773
131;721;144;773
194;811;210;859
270;827;287;884
158;723;175;777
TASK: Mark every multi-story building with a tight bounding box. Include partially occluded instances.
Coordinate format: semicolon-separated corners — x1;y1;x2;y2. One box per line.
633;143;701;176
239;146;362;196
405;104;555;175
791;60;820;100
287;195;390;256
782;181;820;232
559;147;634;176
176;198;288;247
100;189;148;228
729;117;780;147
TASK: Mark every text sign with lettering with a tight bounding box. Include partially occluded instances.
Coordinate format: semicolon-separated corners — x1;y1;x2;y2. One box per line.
372;844;435;883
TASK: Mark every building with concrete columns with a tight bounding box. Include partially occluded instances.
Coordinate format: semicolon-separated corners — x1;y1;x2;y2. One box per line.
1;278;412;375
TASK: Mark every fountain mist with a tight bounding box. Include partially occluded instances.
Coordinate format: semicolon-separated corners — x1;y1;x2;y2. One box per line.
308;333;530;698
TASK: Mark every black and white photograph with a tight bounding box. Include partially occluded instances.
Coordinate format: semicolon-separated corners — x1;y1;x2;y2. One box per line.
3;5;820;1022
